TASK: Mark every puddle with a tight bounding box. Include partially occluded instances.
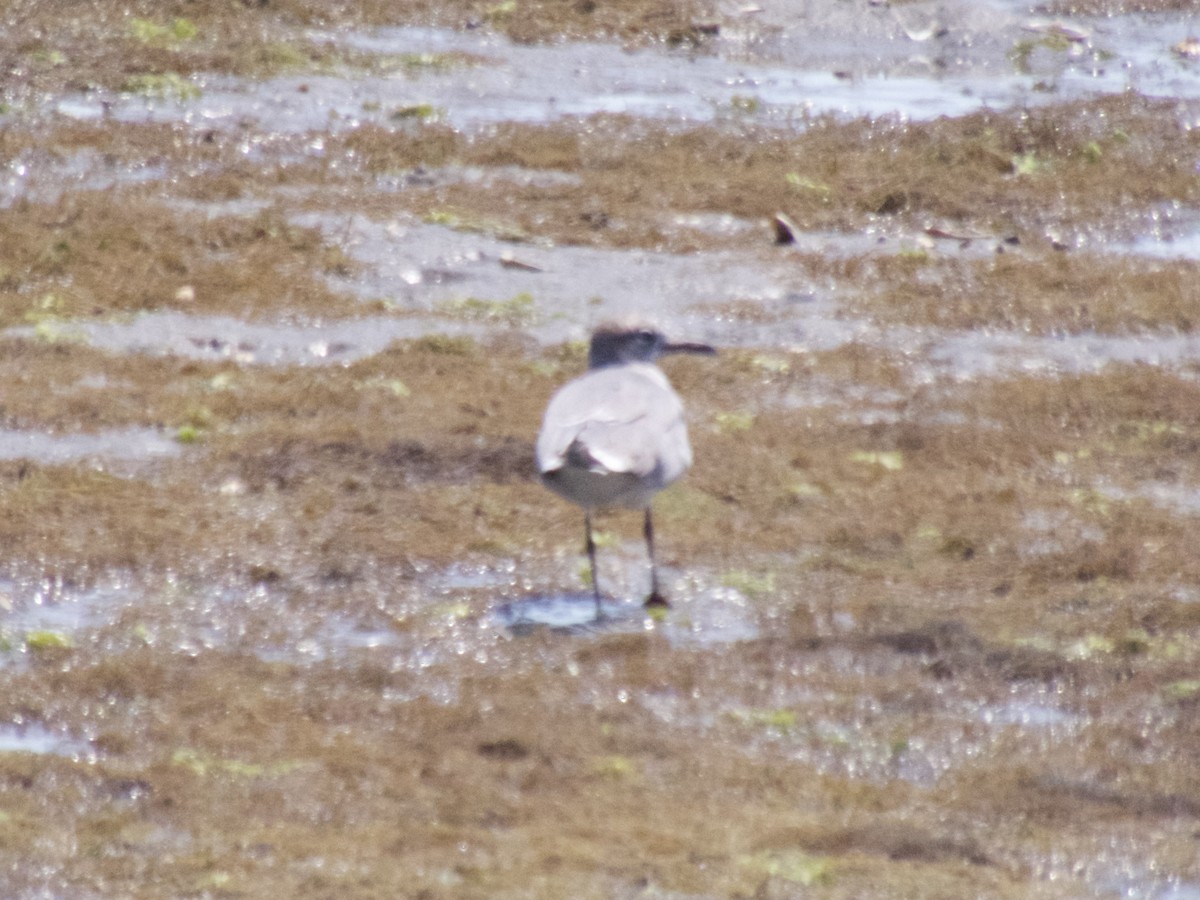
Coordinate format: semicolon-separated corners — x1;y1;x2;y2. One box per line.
49;16;1200;136
924;328;1200;381
494;583;759;645
0;576;134;664
493;593;642;633
0;427;181;466
1095;479;1200;517
11;310;486;366
0;721;92;758
258;617;403;664
1128;228;1200;261
2;7;1199;895
295;210;817;333
979;688;1078;728
9;196;1185;382
22;220;1200;381
1097;866;1200;900
1150;885;1200;900
2;148;169;209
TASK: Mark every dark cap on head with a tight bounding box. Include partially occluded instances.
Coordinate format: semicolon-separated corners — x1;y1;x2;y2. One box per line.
587;320;715;369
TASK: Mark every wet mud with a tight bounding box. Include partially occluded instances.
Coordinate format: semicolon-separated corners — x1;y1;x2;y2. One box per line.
2;0;1200;896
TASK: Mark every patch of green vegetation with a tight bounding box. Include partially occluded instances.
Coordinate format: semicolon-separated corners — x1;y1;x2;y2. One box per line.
1009;33;1072;73
655;485;725;522
1053;448;1091;464
789;481;824;498
589;754;636;779
1039;33;1073;53
740;849;835;886
171;748;303;778
23;292;70;325
577;560;594;588
391;103;441;121
429;600;472;620
175;425;202;444
720;569;776;598
526;359;562;378
254;44;479;78
128;17;198;46
1162;679;1200;702
409;334;477;355
1118;419;1185;443
848;450;904;471
730;707;798;731
31;49;67;67
208;372;236;392
424;209;529;242
438;292;537;325
32;319;87;344
1066;487;1112;516
728;94;760;115
175;406;213;444
714;410;756;433
121;73;202;101
750;353;791;376
387;52;478;74
1064;632;1116;659
898;247;931;264
355;376;411;398
24;630;73;651
257;41;313;71
785;172;832;199
1114;628;1151;655
484;0;518;21
195;872;233;891
1009;39;1038;73
1013;151;1047;176
591;530;620;549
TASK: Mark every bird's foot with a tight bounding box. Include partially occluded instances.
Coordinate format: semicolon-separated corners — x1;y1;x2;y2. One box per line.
643;591;671;610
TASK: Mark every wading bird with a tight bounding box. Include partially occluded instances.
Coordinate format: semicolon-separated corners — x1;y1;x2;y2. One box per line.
536;320;715;615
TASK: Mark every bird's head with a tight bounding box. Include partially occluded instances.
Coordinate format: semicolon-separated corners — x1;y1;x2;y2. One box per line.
587;319;715;369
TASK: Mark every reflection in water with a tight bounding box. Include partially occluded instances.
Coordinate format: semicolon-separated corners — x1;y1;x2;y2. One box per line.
494;592;633;633
0;722;91;758
495;584;760;645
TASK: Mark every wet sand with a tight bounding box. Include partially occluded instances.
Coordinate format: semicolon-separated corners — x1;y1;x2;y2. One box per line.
2;0;1200;896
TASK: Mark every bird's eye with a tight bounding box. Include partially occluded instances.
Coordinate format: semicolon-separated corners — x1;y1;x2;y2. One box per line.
637;330;657;343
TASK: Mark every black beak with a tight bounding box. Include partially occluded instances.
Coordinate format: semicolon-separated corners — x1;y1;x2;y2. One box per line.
663;341;717;356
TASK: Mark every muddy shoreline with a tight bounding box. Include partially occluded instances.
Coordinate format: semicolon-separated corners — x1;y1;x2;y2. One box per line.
2;0;1200;896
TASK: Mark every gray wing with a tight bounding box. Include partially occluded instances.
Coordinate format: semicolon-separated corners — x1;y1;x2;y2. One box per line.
536;366;692;483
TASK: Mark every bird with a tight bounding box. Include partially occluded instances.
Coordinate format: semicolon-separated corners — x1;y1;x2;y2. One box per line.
536;320;715;615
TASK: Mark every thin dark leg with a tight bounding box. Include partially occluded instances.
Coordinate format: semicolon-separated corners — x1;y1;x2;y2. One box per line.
585;511;602;617
643;507;670;608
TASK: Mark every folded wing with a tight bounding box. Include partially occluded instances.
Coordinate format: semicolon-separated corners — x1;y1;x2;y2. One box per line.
536;365;692;487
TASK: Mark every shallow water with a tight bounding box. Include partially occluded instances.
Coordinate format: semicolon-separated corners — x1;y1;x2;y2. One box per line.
49;10;1200;133
11;184;1197;380
0;427;181;466
0;722;91;758
2;2;1200;896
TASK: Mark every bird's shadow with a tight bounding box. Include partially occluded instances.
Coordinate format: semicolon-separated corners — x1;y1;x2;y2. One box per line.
493;592;648;635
